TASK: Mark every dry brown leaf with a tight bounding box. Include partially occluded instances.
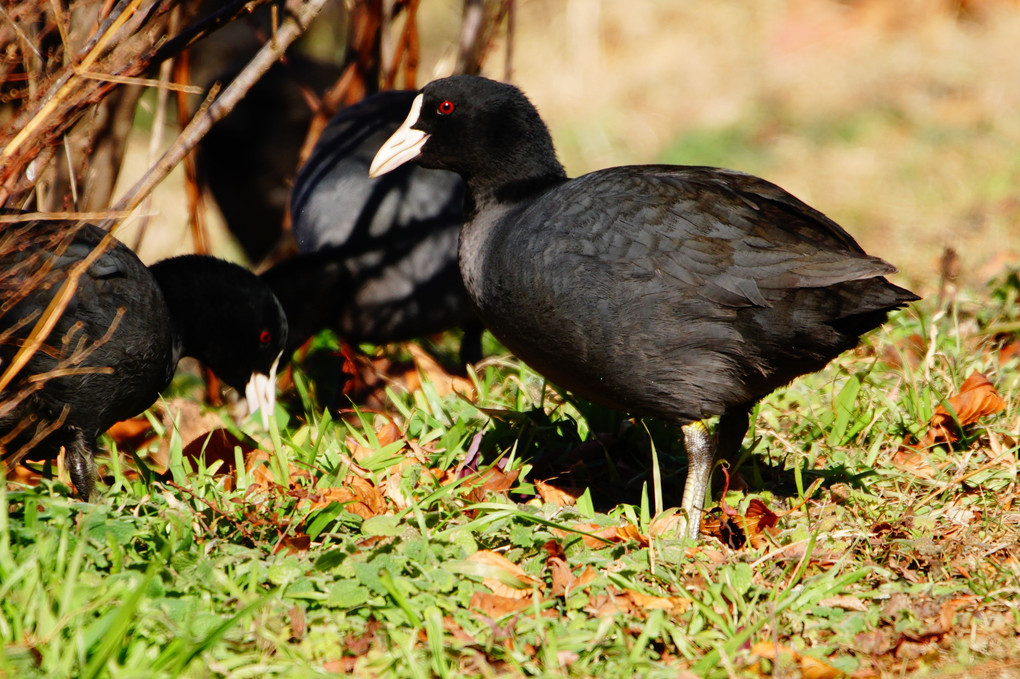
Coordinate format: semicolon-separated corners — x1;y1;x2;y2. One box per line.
616;522;649;546
586;593;629;617
383;467;412;511
183;428;258;480
241;448;313;492
345;421;405;463
547;556;574;597
648;508;690;538
280;534;311;555
800;654;845;679
939;596;975;633
155;397;224;470
586;588;689;618
244;449;277;489
404;343;476;400
880;332;926;369
552;522;625;548
998;339;1020;364
303;476;386;520
890;445;938;479
818;596;869;612
106;417;155;448
543;539;597;597
469;590;534;617
574;565;597;588
625;589;689;612
701;498;780;549
462;466;520;503
751;642;844;679
744;499;779;534
467;550;541;598
921;371;1006;447
535;478;581;506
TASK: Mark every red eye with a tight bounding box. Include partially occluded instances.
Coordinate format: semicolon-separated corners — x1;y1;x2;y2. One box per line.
437;100;454;115
259;330;272;344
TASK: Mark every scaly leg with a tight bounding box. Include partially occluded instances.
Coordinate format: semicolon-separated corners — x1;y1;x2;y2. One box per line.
679;421;714;540
65;428;97;501
679;406;753;540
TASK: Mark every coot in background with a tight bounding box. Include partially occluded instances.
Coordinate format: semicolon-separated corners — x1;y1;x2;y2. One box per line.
0;220;288;500
371;75;919;538
199;56;342;263
267;89;481;363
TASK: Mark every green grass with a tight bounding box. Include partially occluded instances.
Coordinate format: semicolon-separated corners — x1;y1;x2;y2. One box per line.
3;277;1020;678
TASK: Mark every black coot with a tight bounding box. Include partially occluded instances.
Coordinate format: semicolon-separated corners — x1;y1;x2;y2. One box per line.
370;75;920;538
272;89;481;362
199;56;342;263
0;220;288;500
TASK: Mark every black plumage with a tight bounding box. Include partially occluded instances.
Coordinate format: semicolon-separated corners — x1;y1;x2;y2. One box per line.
199;56;342;263
370;75;920;537
268;90;481;362
0;220;288;500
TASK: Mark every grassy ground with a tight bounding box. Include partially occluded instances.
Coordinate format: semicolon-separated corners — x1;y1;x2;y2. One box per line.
3;272;1019;677
5;1;1020;677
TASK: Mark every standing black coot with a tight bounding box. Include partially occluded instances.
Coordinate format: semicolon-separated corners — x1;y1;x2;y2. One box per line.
0;220;288;500
274;89;481;362
370;75;920;538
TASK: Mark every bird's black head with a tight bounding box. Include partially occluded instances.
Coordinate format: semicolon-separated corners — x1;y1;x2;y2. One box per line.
149;255;288;425
370;75;566;198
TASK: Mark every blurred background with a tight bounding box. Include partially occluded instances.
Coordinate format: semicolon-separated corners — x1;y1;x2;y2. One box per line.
4;0;1020;295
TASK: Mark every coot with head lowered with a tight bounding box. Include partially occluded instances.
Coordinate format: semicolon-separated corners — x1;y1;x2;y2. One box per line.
1;219;288;500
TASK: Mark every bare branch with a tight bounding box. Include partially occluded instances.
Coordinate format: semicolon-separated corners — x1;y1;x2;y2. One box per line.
102;0;332;230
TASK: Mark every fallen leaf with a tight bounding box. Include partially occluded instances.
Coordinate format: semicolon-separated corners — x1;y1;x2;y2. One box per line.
615;522;649;546
920;371;1006;448
302;476;386;520
890;445;938;479
551;522;621;548
625;589;688;612
800;653;844;679
154;397;224;471
404;343;476;400
751;642;843;679
881;333;926;369
556;650;579;666
183;428;257;479
289;604;306;640
939;596;975;633
345;421;405;463
648;508;686;537
818;596;869;612
547;556;574;597
535;478;581;506
106;417;154;448
469;591;534;617
586;588;689;618
586;593;628;617
998;339;1020;364
244;449;277;489
854;629;899;656
466;550;541;598
280;534;311;555
701;498;779;549
462;467;520;503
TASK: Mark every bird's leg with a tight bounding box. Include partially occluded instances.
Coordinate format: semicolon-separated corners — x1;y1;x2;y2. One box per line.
65;428;96;501
679;421;715;540
716;404;752;476
458;320;486;367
